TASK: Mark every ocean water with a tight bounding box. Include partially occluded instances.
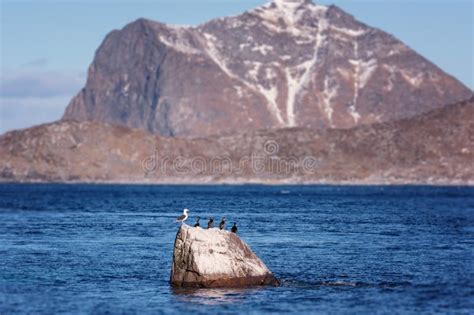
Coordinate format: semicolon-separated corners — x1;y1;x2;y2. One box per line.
0;184;473;314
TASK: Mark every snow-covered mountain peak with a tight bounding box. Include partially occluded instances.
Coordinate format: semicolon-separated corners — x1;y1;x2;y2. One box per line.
250;0;327;35
271;0;307;8
263;0;327;13
62;0;472;138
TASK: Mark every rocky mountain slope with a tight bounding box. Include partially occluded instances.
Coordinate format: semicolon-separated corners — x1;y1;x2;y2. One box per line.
3;97;472;184
63;0;472;138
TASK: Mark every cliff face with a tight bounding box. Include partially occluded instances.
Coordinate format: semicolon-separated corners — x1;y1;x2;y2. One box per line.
170;225;279;288
2;97;473;184
62;0;472;138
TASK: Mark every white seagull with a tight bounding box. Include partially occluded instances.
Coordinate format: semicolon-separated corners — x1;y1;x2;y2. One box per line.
176;209;189;224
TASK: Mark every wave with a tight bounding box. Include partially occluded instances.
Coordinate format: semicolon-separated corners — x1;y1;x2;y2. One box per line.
280;278;412;289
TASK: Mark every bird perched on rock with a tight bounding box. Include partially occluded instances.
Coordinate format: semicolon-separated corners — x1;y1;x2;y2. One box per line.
207;217;214;229
231;222;238;233
194;217;200;228
219;217;226;230
176;209;189;225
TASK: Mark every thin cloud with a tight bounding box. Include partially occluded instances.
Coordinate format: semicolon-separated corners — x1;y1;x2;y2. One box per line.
0;70;84;98
20;58;49;68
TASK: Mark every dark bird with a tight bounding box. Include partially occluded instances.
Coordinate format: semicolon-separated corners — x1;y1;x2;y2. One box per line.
219;217;226;230
194;217;201;228
175;209;189;225
231;222;238;233
207;217;214;229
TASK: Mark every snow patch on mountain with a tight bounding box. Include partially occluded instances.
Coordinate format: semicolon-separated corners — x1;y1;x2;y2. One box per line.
322;75;337;126
284;11;329;126
330;26;366;37
202;33;234;79
252;0;327;37
383;65;397;91
156;27;201;55
248;62;262;82
358;59;378;88
252;44;274;55
401;70;424;87
202;32;284;125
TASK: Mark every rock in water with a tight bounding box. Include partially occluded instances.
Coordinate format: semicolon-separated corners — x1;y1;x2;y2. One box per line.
170;224;280;288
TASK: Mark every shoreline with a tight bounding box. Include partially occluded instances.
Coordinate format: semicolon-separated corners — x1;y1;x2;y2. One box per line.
1;178;473;187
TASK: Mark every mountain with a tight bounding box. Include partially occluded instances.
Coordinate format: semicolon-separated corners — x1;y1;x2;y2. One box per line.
3;97;472;184
62;0;472;138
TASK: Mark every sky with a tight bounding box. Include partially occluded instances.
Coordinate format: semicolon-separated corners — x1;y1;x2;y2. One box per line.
0;0;473;134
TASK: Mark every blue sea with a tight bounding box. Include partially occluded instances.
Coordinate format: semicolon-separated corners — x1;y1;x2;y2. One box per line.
0;184;473;314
